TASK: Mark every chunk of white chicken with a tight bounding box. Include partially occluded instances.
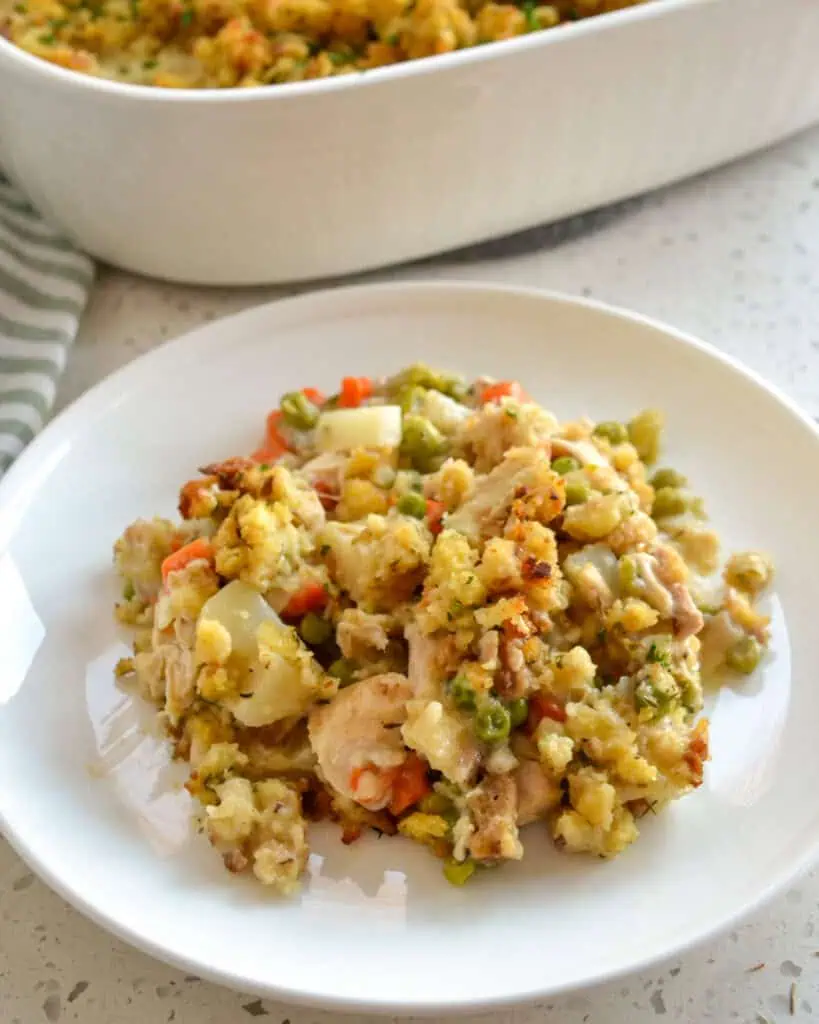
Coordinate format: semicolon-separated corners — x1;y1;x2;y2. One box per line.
336;608;395;662
308;673;414;811
466;774;523;861
669;582;704;641
445;447;563;542
629;551;703;640
631;552;674;618
404;622;457;701
514;759;561;826
563;544;619;611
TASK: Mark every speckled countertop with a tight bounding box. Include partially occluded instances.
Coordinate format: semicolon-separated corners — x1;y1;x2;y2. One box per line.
3;127;819;1024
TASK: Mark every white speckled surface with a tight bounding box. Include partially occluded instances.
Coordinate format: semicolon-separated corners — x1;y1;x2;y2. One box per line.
3;126;819;1024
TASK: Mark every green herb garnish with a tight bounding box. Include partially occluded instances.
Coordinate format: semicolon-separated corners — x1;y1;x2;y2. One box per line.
646;641;671;668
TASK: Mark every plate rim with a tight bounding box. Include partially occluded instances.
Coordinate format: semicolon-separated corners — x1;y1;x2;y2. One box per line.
1;278;818;1016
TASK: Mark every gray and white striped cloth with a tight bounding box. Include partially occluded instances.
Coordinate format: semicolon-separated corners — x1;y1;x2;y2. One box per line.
0;174;94;476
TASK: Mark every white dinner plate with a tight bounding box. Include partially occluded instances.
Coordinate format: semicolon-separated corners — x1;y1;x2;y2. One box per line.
0;282;815;1015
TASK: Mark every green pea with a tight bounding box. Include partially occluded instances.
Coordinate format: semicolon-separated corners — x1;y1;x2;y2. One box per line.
652;486;688;519
299;612;333;647
449;676;477;711
618;555;639;595
444;379;469;404
280;391;319;430
391;364;435;390
551;455;580;475
646;640;671;667
397;490;427;519
474;699;511;744
689;496;707;519
122;580;135;601
506;698;529;729
726;636;762;675
400;414;447;471
593;421;628;445
650;467;687;490
565;479;591;506
443;856;476;886
679;677;703;715
628;408;663;464
398;384;427;414
392;364;466;402
419;792;454;816
328;657;357;686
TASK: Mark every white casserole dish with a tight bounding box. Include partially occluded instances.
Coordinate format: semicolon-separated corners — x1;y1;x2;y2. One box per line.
1;0;818;286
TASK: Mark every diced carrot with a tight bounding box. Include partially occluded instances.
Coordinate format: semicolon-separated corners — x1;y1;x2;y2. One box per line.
251;409;289;462
264;409;290;454
479;380;529;405
161;538;213;581
339;376;374;408
301;387;325;406
426;499;446;535
281;581;328;619
527;694;567;732
251;445;284;463
388;754;431;816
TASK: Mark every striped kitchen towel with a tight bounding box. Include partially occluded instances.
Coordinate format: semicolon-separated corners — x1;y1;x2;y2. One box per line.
0;174;94;476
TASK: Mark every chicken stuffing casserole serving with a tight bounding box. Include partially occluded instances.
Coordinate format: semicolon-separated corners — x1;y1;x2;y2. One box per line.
113;365;774;893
